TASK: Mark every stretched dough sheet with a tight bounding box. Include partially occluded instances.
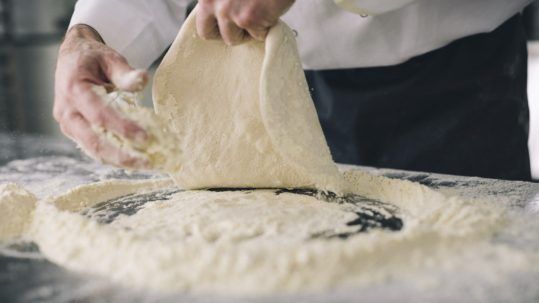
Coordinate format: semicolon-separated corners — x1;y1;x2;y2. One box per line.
153;8;345;193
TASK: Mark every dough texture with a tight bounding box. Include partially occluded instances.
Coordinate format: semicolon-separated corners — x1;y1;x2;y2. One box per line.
0;183;37;240
152;9;344;192
90;86;181;172
24;169;511;295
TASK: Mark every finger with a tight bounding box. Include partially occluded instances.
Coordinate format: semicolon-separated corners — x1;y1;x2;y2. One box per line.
245;28;268;41
101;53;148;92
196;6;220;40
62;112;149;169
72;83;148;143
231;6;269;41
217;16;247;46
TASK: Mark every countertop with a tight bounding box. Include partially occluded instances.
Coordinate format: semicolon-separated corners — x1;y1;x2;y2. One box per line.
0;133;538;303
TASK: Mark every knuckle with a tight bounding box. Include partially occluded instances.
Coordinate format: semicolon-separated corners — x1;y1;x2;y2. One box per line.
236;10;257;28
236;16;254;29
215;3;231;18
88;110;107;127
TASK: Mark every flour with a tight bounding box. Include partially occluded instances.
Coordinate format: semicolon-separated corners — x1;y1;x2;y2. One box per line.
20;169;530;295
90;86;181;173
0;183;37;240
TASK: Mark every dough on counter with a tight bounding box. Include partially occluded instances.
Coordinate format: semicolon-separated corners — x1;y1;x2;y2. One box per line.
25;169;511;295
0;183;37;240
152;8;344;192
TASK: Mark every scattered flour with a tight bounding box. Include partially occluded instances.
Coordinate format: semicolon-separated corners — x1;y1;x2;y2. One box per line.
0;183;37;240
19;169;531;295
90;86;181;173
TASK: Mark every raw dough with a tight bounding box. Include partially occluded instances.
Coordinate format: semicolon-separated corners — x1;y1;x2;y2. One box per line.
24;169;510;295
90;86;181;172
86;8;343;192
152;8;344;192
0;183;37;240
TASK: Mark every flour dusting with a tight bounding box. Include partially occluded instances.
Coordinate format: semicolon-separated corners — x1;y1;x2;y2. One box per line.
12;169;535;295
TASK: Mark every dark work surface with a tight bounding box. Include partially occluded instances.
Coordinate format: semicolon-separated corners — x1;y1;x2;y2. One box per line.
0;133;80;166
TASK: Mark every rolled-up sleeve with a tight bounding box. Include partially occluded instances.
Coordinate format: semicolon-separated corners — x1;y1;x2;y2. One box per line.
70;0;191;68
334;0;417;15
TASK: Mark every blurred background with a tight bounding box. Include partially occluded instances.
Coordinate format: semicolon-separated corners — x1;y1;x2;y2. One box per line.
2;0;539;177
0;0;157;138
0;0;76;136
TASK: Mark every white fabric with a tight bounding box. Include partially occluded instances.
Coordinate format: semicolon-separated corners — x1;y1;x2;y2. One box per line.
69;0;191;68
70;0;532;70
526;43;539;180
335;0;416;15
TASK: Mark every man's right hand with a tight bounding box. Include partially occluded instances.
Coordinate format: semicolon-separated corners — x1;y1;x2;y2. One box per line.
54;24;150;168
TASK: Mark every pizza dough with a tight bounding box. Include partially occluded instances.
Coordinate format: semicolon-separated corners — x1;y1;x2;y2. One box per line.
0;183;37;240
23;169;509;295
152;8;345;193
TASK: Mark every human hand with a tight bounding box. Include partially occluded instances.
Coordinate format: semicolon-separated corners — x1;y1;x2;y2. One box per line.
196;0;295;45
54;24;150;168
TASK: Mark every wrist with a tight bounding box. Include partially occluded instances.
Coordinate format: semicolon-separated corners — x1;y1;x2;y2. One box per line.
65;24;104;44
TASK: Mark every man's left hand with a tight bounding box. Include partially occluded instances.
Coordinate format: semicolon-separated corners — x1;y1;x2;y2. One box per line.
196;0;295;45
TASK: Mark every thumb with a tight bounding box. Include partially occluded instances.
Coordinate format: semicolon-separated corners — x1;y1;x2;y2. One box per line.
102;53;148;92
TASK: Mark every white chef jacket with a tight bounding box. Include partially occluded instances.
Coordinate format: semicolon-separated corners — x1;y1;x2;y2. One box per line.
70;0;532;70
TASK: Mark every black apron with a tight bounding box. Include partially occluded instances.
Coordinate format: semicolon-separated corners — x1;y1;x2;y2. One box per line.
306;14;531;181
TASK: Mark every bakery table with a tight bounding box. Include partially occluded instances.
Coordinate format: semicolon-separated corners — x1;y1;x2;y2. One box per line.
0;133;538;303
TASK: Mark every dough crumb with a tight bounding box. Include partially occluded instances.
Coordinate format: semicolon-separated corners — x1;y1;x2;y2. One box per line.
90;86;182;173
0;183;37;240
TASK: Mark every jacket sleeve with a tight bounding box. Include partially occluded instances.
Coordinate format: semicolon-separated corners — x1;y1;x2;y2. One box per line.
69;0;192;68
334;0;418;15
